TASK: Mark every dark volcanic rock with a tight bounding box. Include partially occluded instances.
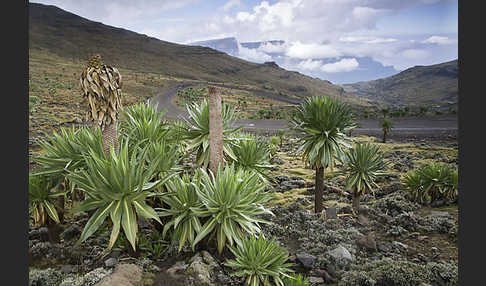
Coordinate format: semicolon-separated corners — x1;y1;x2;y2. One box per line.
296;252;316;269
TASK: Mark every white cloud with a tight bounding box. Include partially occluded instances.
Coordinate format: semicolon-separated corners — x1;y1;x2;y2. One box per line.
339;36;397;44
321;58;359;73
237;43;272;63
296;59;324;71
286;41;341;59
236;11;256;22
421;36;456;45
351;6;385;29
222;0;241;11
257;42;287;53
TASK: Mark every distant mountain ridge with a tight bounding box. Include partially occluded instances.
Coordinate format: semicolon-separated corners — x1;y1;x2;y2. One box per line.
189;37;286;56
341;60;458;109
190;37;240;56
189;37;400;84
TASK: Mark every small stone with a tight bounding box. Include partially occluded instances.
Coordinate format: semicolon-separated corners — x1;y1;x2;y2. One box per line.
105;257;119;268
308;276;324;284
392;241;408;252
328;245;353;262
296;252;316;269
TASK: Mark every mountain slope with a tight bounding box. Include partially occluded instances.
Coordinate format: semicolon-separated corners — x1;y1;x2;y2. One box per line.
341;60;458;108
29;3;371;108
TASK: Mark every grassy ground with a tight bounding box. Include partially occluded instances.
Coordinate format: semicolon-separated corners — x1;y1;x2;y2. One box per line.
264;134;458;263
266;134;458;207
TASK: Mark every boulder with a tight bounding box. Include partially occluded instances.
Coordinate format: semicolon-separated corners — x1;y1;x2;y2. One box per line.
186;253;213;285
95;264;142;286
296;252;316;269
328;245;353;262
166;251;223;286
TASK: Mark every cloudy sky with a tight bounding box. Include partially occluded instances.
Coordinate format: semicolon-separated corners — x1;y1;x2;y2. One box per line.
32;0;458;84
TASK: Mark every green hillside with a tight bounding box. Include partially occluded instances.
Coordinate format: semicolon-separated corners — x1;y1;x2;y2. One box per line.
341;60;458;110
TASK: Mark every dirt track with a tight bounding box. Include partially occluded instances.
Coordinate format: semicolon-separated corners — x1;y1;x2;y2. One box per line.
150;82;458;140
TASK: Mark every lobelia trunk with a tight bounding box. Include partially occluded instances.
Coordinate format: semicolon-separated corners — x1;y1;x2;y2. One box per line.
56;196;65;224
208;86;224;175
352;192;361;214
315;166;324;214
47;216;61;243
102;123;119;157
382;130;387;143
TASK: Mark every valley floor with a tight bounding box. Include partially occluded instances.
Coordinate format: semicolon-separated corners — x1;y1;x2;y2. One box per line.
28;134;458;286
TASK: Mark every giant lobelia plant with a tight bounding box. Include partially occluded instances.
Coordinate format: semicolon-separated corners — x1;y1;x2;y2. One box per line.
29;174;65;227
403;163;458;204
337;142;389;214
290;96;356;213
158;172;205;252
230;133;275;184
191;164;274;254
118;102;170;149
80;54;123;156
66;139;175;251
224;234;295;286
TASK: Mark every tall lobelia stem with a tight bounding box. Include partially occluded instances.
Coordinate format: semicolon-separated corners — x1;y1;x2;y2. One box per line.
315;166;324;213
208;86;224;175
